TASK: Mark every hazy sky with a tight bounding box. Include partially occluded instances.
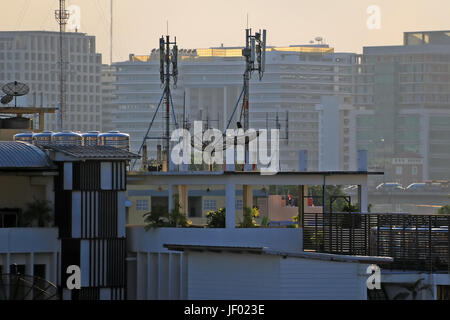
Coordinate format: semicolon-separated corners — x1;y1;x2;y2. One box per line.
1;0;449;63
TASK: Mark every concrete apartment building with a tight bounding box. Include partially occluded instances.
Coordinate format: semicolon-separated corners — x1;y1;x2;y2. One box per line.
352;30;450;185
0;31;103;132
111;45;357;171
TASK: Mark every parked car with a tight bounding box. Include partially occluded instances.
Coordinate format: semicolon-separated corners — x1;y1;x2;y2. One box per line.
376;182;405;192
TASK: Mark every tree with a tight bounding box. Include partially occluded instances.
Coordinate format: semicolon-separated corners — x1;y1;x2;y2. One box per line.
22;199;53;227
436;205;450;215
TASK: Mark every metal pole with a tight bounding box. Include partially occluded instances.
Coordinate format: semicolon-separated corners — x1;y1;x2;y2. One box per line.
243;29;250;170
56;0;68;131
110;0;113;65
164;35;171;171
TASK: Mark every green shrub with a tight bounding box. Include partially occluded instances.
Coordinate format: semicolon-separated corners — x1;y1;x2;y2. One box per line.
206;208;226;228
239;207;259;228
143;204;191;230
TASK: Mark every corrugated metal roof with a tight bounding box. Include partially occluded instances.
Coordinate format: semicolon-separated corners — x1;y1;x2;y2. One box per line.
0;141;53;169
44;145;140;160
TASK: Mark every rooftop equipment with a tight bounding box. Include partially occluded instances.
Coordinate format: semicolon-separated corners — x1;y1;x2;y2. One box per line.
99;131;130;150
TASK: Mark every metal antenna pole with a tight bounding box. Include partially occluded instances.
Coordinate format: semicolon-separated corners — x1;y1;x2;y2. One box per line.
110;0;113;65
164;35;171;171
55;0;69;131
242;29;251;170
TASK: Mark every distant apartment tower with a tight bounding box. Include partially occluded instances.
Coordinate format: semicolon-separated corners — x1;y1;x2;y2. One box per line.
0;31;103;132
112;45;357;171
101;65;116;132
352;30;450;184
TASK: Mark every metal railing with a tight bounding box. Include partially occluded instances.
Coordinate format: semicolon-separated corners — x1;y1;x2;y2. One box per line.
303;212;450;273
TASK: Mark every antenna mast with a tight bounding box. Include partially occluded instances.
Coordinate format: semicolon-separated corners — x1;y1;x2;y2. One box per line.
159;35;178;171
241;28;266;169
110;0;113;65
55;0;69;130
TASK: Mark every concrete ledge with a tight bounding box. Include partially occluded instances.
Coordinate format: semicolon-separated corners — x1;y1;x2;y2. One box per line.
0;228;60;253
127;226;302;253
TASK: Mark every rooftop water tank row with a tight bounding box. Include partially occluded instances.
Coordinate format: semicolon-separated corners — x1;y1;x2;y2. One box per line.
13;131;130;150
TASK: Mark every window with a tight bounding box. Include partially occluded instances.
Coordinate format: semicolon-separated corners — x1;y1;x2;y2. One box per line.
412;166;418;176
236;199;243;210
396;166;403;175
136;199;149;211
203;199;216;211
0;209;18;228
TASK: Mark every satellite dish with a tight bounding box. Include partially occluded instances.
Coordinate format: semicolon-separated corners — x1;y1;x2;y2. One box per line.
1;94;13;105
2;81;30;97
315;36;323;43
0;273;59;300
2;81;30;107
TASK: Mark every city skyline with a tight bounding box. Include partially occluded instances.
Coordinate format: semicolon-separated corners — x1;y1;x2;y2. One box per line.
0;0;449;64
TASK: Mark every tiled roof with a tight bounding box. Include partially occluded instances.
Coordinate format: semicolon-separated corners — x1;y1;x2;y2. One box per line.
44;145;140;160
0;141;53;169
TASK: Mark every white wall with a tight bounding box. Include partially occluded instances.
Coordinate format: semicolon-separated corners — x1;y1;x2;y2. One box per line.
127;227;303;253
0;228;60;285
279;257;367;299
184;251;369;300
0;228;59;253
126;227;302;299
187;252;280;300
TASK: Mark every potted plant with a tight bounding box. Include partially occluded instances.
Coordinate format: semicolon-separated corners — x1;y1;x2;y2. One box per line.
206;208;226;228
21;199;53;227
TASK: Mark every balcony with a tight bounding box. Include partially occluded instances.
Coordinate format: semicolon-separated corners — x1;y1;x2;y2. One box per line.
0;228;59;253
303;212;450;273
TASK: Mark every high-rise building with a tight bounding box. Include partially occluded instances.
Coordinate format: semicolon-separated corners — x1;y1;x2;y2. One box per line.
101;64;116;132
112;45;357;171
352;30;450;185
0;31;103;132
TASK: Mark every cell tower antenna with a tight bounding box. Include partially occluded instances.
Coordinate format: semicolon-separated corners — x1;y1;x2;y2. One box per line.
159;35;178;171
55;0;69;130
241;27;267;169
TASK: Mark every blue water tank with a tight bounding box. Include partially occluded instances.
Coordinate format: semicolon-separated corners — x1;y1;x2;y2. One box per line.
13;132;34;144
82;131;100;146
32;131;53;146
52;131;83;146
98;131;130;150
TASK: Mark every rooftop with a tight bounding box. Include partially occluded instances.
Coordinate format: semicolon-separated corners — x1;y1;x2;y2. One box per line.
164;243;393;265
43;145;140;160
0;141;53;170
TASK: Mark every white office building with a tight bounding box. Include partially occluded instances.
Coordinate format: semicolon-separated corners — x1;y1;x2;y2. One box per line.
0;31;103;132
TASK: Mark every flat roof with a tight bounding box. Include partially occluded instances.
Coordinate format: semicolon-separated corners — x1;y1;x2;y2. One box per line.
129;170;383;176
128;170;382;186
164;244;393;265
